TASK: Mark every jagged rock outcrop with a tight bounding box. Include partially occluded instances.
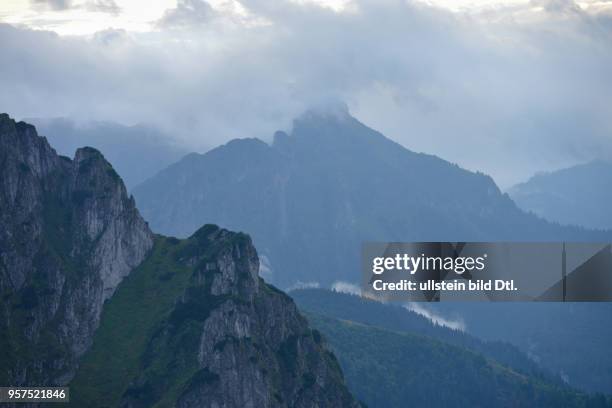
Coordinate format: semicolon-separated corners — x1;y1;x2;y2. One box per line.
172;227;359;408
0;113;154;385
1;114;360;407
71;225;359;407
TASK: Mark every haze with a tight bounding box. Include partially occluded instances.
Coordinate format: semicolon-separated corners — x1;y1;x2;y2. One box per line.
1;0;611;187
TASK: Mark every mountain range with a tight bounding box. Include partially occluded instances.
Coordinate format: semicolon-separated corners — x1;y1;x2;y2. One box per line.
509;160;612;230
132;106;612;289
3;111;611;407
129;107;612;402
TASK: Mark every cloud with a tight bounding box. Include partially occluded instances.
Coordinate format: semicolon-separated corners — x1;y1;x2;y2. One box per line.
30;0;120;14
258;254;274;279
331;281;362;296
2;0;612;186
31;0;72;11
157;0;215;28
404;303;466;331
330;281;386;303
91;28;127;44
86;0;121;15
330;281;384;301
328;281;466;330
531;0;581;13
286;281;321;291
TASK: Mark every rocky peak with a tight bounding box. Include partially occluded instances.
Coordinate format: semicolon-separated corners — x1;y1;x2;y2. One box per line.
178;224;260;298
0;114;153;385
0;114;60;206
69;223;359;407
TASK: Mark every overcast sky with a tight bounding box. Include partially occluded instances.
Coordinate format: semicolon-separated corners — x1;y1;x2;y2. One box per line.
1;0;611;187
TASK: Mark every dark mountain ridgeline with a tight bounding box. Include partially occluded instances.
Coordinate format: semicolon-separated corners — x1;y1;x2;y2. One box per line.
133;107;612;289
0;114;359;407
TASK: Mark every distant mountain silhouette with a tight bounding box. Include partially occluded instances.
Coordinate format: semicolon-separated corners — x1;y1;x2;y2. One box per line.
509;161;612;230
133;107;612;288
28;117;187;189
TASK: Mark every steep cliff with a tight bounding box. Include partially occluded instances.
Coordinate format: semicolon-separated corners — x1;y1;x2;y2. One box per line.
0;114;359;407
0;113;154;386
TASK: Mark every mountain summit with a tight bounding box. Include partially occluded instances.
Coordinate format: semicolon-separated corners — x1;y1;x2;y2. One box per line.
133;109;611;288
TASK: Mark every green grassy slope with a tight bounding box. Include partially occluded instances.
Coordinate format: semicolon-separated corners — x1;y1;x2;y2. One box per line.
69;236;195;407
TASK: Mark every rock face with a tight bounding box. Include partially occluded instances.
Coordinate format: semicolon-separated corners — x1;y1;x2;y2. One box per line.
0;113;154;385
1;114;359;407
173;230;357;408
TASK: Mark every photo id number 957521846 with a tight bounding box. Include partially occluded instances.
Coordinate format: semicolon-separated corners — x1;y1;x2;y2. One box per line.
0;387;69;403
